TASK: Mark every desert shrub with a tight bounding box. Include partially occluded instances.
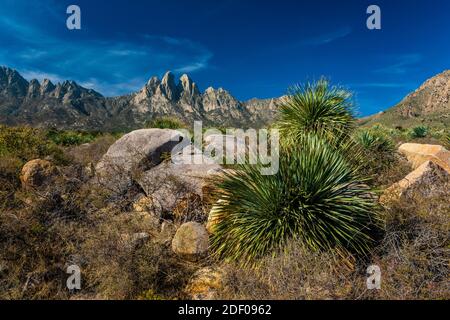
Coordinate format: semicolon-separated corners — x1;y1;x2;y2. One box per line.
353;128;398;184
355;128;394;154
445;132;450;149
210;134;380;267
0;156;23;210
46;128;100;147
144;117;186;130
276;79;355;144
0;126;70;211
79;209;198;300
0;183;93;299
65;134;117;166
0;125;67;164
409;125;428;139
360;188;450;300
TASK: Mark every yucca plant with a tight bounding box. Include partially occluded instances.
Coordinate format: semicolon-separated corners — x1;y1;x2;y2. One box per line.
409;125;428;139
209;134;380;267
355;129;395;154
276;79;355;145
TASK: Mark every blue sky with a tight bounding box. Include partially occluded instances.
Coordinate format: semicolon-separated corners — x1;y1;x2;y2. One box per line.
0;0;449;116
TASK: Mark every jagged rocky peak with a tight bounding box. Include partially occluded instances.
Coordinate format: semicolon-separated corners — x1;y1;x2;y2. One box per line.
203;86;232;97
27;79;41;98
178;74;199;98
202;86;241;112
159;71;178;100
40;79;55;95
0;66;29;96
147;76;161;89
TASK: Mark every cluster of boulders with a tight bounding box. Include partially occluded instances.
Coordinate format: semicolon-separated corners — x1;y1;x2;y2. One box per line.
20;126;449;300
93;128;228;298
380;143;450;205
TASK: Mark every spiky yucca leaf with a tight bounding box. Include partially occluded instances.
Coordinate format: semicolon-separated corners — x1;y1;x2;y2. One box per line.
276;79;355;145
210;134;380;267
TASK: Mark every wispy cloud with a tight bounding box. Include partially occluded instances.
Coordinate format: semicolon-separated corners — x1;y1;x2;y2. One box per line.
0;0;213;96
302;27;352;46
375;54;422;74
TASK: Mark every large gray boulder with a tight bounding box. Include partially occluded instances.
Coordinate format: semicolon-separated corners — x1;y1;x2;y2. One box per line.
137;159;221;213
95;129;185;194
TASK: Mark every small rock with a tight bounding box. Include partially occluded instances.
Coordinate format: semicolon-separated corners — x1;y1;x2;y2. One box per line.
20;159;58;189
133;195;157;214
171;222;209;261
132;232;150;246
185;266;225;300
120;232;150;249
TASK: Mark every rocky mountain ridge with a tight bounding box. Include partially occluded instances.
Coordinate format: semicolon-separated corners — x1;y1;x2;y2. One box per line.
0;66;282;130
361;70;450;128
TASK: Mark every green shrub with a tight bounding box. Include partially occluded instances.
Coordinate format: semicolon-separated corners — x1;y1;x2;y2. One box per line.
0;125;67;164
409;125;428;139
276;79;355;144
46;128;99;146
210;134;380;267
144;117;186;130
355;128;395;154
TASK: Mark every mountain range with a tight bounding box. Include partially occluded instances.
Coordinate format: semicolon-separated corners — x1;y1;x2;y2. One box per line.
0;66;449;131
0;66;281;131
360;70;450;128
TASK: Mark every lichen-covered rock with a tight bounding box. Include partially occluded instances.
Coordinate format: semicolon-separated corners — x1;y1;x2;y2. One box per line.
20;159;58;189
171;222;208;261
380;160;450;205
132;195;160;215
398;143;450;173
184;267;225;300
